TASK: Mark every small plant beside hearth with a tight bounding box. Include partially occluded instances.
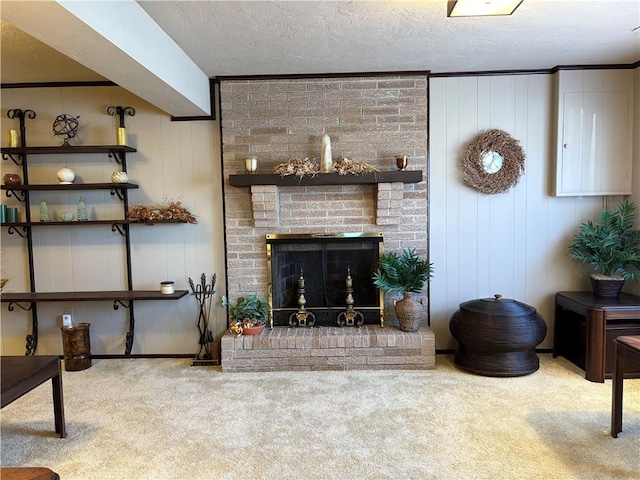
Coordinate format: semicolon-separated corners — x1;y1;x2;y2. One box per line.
569;200;640;297
222;294;270;335
373;247;433;332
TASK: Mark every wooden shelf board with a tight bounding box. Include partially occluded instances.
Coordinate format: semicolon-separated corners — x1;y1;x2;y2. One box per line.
228;170;423;187
1;145;136;155
1;290;189;303
1;183;138;191
2;219;188;227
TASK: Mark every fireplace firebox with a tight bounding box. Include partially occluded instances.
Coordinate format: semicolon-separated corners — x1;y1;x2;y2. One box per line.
266;233;384;328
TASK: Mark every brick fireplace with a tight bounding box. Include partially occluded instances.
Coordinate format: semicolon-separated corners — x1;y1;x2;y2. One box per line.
218;74;433;371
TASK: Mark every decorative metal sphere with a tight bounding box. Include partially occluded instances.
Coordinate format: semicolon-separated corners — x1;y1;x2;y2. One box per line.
52;114;80;144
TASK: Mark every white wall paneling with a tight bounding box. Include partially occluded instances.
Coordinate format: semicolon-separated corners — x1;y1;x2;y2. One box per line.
0;86;226;356
429;74;605;350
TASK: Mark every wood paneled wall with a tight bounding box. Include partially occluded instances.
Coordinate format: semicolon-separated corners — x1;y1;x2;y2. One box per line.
0;86;226;355
2;68;636;355
429;74;615;350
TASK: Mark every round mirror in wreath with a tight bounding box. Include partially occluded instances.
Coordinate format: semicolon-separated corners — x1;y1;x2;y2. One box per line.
461;129;525;194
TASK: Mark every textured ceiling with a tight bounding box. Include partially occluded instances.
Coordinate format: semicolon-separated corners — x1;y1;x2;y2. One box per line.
1;1;638;106
137;0;640;75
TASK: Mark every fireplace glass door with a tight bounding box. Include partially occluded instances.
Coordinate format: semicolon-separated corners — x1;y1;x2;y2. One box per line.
266;233;383;327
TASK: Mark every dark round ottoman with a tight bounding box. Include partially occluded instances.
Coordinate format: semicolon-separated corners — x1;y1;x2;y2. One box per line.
449;294;547;377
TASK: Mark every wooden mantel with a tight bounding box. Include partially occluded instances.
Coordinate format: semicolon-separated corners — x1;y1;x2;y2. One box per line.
228;170;422;187
228;170;424;228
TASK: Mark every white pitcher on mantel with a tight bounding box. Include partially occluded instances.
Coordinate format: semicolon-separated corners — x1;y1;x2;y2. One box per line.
321;134;333;173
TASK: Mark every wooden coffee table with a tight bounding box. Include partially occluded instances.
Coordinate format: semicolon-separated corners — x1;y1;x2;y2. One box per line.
1;356;66;438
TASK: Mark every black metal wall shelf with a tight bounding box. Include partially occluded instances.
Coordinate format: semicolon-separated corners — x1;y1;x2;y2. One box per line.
1;107;186;356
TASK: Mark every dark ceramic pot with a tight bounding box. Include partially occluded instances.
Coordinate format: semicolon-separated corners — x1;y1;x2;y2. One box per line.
3;173;22;186
590;275;625;298
449;294;547;377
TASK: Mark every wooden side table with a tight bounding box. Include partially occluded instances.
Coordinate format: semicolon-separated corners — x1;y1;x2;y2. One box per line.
553;291;640;383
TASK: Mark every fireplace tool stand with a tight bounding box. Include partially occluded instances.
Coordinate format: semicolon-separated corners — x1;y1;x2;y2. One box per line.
189;273;218;366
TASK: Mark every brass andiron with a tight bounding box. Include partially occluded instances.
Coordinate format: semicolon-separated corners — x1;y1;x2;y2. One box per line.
337;267;364;327
288;270;316;328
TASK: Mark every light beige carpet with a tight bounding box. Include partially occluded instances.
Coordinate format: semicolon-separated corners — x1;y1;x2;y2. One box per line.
1;354;638;480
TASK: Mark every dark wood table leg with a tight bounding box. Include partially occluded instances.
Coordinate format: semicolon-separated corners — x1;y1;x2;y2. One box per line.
611;336;640;437
51;367;66;438
611;342;624;438
585;307;606;383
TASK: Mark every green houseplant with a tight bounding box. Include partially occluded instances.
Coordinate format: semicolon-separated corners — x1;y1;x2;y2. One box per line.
569;200;640;297
372;247;434;332
222;294;270;335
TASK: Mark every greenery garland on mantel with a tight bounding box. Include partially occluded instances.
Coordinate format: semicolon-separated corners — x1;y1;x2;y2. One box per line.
461;129;526;194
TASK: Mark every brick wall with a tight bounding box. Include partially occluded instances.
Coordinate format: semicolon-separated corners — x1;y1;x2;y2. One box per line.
220;75;428;325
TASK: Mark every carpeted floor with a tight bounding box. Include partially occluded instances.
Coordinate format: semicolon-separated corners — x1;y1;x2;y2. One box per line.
1;354;638;480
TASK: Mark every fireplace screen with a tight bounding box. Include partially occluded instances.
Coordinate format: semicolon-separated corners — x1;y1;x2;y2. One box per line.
266;233;383;327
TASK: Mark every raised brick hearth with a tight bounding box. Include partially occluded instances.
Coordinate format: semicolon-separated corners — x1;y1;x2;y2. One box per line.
221;325;435;372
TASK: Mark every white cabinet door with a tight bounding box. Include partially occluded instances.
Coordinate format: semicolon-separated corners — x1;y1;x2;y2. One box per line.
553;70;633;196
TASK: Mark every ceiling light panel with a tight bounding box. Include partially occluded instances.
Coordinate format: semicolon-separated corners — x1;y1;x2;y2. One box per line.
448;0;524;17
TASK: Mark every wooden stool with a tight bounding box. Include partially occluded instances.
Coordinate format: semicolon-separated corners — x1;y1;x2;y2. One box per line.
0;467;59;480
611;335;640;437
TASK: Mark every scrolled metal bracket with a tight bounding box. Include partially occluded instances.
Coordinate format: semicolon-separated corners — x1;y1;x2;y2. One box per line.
110;187;126;201
7;301;34;312
108;149;126;165
1;152;24;166
7;226;29;238
111;223;127;236
113;300;131;310
4;188;26;202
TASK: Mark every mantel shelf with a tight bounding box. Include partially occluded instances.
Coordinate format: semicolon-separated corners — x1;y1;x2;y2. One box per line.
228;170;423;187
1;182;139;191
1;145;137;155
1;290;189;303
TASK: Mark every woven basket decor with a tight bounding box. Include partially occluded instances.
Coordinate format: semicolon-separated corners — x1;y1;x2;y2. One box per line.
461;129;525;194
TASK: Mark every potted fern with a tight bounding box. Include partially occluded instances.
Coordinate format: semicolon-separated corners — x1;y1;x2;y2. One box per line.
372;247;433;332
569;200;640;297
222;294;270;335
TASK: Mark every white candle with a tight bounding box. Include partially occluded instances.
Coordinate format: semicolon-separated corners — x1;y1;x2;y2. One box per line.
321;134;332;173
